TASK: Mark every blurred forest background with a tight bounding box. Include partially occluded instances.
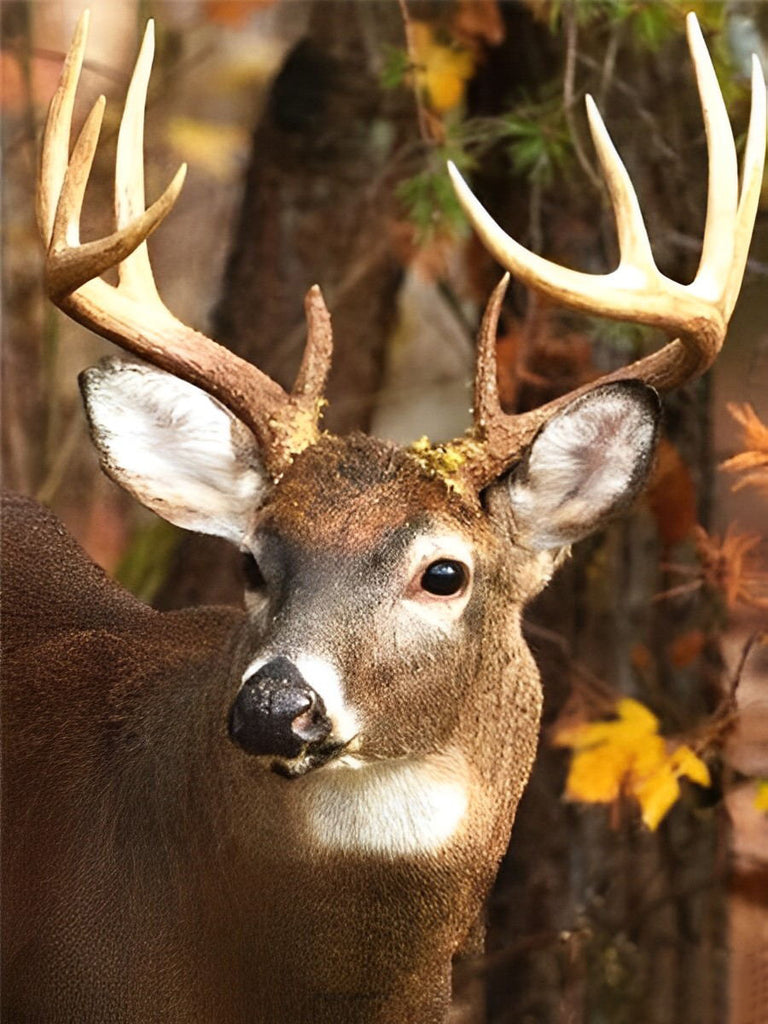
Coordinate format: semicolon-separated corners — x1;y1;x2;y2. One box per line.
2;1;767;1021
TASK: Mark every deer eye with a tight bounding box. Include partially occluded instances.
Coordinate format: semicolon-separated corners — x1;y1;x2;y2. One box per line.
420;560;467;597
241;552;266;590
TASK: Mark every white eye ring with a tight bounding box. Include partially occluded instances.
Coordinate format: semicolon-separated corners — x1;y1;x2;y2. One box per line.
401;533;474;625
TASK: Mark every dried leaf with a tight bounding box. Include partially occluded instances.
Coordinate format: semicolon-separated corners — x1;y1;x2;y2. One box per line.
495;326;522;410
720;403;768;495
668;629;706;668
453;0;505;49
630;642;653;672
647;439;697;549
553;698;711;831
693;524;768;611
203;0;277;26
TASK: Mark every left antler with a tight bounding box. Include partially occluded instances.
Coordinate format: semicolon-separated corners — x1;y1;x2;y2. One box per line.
448;13;766;489
38;11;332;478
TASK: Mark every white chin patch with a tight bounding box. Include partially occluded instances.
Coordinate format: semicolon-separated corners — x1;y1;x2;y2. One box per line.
303;751;469;857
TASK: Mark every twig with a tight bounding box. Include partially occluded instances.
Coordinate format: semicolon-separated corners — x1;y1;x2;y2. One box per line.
396;0;436;146
689;630;764;755
562;1;603;192
727;629;763;703
597;16;624;109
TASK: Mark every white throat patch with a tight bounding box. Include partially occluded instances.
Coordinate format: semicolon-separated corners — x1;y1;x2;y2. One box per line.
303;751;469;857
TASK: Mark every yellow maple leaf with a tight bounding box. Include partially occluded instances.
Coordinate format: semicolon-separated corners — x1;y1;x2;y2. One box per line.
553;698;711;830
410;21;475;114
755;779;768;814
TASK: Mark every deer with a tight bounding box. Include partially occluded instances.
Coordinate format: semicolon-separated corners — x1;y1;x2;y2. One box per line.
1;10;764;1024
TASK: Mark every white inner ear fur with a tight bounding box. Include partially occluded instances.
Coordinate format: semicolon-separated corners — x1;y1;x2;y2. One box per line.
81;359;268;545
508;383;659;550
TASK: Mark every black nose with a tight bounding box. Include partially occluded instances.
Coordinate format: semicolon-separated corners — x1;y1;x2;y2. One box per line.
228;656;332;759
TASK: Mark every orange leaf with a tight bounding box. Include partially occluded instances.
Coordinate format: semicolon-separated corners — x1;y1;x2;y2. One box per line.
453;0;505;48
203;0;277;26
647;439;697;549
693;524;768;611
721;403;768;495
668;629;706;668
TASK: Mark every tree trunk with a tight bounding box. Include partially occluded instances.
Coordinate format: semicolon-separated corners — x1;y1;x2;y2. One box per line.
156;0;414;610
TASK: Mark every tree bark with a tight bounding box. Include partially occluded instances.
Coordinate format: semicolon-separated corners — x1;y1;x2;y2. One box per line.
156;0;415;610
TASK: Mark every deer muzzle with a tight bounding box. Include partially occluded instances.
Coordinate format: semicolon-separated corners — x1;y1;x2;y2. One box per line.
228;656;333;769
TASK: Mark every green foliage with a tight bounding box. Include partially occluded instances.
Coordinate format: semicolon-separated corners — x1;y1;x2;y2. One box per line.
115;517;181;603
548;0;726;43
387;0;742;240
503;101;573;187
381;45;411;91
396;143;475;239
548;0;634;32
629;2;678;50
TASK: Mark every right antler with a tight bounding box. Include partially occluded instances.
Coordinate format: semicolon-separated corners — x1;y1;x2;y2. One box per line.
38;11;331;479
447;13;766;490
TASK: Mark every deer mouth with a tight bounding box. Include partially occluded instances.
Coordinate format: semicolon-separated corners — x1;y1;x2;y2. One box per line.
271;735;358;779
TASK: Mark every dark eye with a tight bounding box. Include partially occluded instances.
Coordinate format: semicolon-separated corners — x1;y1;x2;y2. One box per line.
420;560;467;597
241;552;266;590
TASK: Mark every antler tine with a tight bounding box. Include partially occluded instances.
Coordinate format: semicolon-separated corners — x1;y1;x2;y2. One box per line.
41;14;186;299
37;9;88;246
292;285;333;413
687;12;739;303
39;14;334;477
473;274;509;434
114;19;165;303
447;13;765;490
582;95;656;277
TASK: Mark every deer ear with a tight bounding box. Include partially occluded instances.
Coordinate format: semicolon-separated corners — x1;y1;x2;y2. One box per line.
504;381;661;550
79;359;270;545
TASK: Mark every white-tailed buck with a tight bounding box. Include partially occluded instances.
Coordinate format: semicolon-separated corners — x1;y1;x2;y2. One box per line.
2;11;764;1023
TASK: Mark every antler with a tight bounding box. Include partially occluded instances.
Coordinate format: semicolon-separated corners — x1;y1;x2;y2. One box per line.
448;13;766;489
38;11;332;479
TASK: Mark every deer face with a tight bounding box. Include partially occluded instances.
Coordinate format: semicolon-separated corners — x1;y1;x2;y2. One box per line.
48;7;762;792
82;360;660;781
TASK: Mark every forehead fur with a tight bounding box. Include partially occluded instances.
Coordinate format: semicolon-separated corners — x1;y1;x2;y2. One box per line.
258;433;484;551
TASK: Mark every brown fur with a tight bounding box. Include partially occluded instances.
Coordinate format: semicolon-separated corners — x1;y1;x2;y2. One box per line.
1;431;547;1024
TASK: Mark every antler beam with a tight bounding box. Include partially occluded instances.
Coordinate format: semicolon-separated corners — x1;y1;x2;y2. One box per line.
448;13;766;489
38;11;331;478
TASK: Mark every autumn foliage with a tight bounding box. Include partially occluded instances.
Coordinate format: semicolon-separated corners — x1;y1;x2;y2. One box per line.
553;698;710;831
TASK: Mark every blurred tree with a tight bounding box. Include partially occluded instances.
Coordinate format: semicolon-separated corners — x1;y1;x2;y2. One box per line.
155;0;416;608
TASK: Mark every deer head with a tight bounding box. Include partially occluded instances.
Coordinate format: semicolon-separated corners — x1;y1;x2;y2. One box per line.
37;13;764;791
